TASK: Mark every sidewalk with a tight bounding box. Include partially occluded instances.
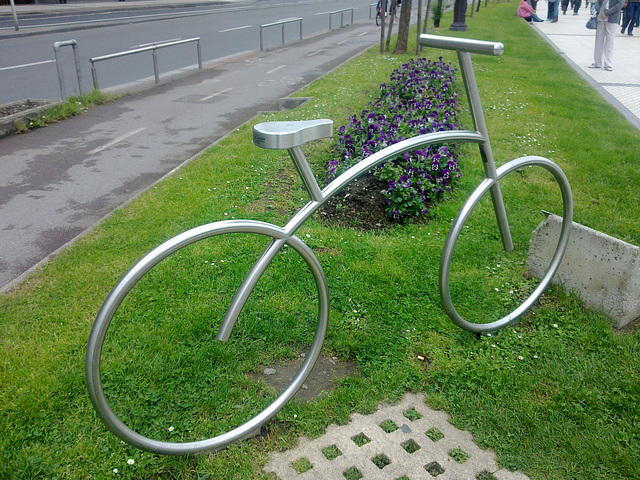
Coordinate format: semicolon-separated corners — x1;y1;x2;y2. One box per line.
532;1;640;130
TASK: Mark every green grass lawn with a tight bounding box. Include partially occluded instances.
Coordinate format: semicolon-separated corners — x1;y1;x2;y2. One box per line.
2;3;639;479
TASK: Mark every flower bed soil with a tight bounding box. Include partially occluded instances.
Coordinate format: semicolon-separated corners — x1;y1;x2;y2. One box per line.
318;174;402;231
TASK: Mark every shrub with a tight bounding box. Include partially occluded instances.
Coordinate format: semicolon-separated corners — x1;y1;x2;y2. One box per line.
328;58;461;220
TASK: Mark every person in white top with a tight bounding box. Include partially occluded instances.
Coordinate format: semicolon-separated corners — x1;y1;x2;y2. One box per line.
590;0;626;70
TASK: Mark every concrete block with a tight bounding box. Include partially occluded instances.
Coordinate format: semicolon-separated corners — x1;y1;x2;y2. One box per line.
527;214;640;328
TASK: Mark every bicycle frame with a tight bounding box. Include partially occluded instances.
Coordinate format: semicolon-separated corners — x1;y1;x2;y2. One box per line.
86;33;573;456
218;34;512;342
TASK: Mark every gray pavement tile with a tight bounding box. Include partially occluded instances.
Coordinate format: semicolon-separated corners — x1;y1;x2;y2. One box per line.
264;393;530;480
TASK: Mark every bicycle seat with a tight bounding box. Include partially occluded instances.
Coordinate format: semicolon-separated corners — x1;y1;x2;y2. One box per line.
253;119;334;150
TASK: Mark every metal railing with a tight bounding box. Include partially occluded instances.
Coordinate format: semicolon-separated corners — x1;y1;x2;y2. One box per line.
53;40;84;100
89;37;202;91
328;8;354;30
259;17;303;51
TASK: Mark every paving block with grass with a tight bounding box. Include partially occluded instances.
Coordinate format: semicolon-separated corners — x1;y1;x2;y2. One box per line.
264;393;529;480
528;214;640;328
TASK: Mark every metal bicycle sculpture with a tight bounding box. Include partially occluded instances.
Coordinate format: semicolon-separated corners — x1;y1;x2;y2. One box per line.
86;34;573;456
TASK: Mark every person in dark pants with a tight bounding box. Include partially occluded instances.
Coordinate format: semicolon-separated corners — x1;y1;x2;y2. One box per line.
547;0;559;20
621;0;640;35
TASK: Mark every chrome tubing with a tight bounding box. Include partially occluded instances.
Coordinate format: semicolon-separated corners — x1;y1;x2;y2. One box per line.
439;156;573;334
86;220;329;455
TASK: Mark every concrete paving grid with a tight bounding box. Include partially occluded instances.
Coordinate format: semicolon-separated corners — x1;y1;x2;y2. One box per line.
265;393;530;480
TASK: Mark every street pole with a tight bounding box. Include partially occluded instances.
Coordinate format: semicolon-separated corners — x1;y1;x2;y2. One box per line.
449;0;468;31
9;0;19;31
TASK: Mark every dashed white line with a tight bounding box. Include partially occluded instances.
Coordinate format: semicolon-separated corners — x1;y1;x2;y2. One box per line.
266;65;287;74
88;128;146;154
307;50;324;57
220;25;252;32
0;60;55;71
201;87;233;101
134;38;181;48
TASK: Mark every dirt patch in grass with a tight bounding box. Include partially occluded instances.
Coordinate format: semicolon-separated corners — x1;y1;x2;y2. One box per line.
249;354;358;402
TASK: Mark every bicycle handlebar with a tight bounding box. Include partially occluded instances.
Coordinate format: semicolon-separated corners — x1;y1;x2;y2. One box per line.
419;34;504;57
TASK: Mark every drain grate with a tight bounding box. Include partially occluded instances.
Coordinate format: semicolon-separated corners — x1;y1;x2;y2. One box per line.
264;393;531;480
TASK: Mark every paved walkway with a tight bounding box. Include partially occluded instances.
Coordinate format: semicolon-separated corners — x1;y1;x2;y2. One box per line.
532;1;640;130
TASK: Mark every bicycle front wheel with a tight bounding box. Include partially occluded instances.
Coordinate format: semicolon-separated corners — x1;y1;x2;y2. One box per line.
86;220;328;455
440;156;572;334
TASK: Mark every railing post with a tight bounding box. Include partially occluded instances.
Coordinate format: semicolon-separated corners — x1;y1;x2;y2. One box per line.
91;61;99;90
152;48;160;84
55;51;67;101
197;39;202;70
259;19;303;50
53;39;83;99
72;43;84;96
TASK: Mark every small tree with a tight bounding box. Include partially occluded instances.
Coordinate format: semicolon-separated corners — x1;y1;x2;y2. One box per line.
422;0;433;34
394;0;413;54
432;0;444;27
385;0;398;51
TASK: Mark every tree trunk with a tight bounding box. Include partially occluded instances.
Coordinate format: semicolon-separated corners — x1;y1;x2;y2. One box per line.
385;0;397;51
379;0;387;54
416;0;422;54
422;0;433;33
394;0;413;54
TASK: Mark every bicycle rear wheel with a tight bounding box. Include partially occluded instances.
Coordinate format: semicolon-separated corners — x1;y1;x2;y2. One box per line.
440;156;572;334
86;220;328;455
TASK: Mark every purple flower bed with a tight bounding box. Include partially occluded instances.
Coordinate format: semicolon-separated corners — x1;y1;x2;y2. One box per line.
328;57;461;220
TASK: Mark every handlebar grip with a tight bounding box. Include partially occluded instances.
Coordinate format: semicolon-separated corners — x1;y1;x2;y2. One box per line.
418;34;504;56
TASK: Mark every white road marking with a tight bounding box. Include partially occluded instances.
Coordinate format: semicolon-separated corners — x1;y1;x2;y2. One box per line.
134;38;181;48
201;87;233;101
266;65;287;74
0;60;55;71
88;127;146;154
220;25;252;32
307;50;324;57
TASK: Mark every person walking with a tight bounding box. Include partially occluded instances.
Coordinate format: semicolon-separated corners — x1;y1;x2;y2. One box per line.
590;0;625;71
621;0;640;35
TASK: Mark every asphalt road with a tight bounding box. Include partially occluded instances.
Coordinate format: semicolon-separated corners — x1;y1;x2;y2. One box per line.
0;16;394;292
1;0;379;103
